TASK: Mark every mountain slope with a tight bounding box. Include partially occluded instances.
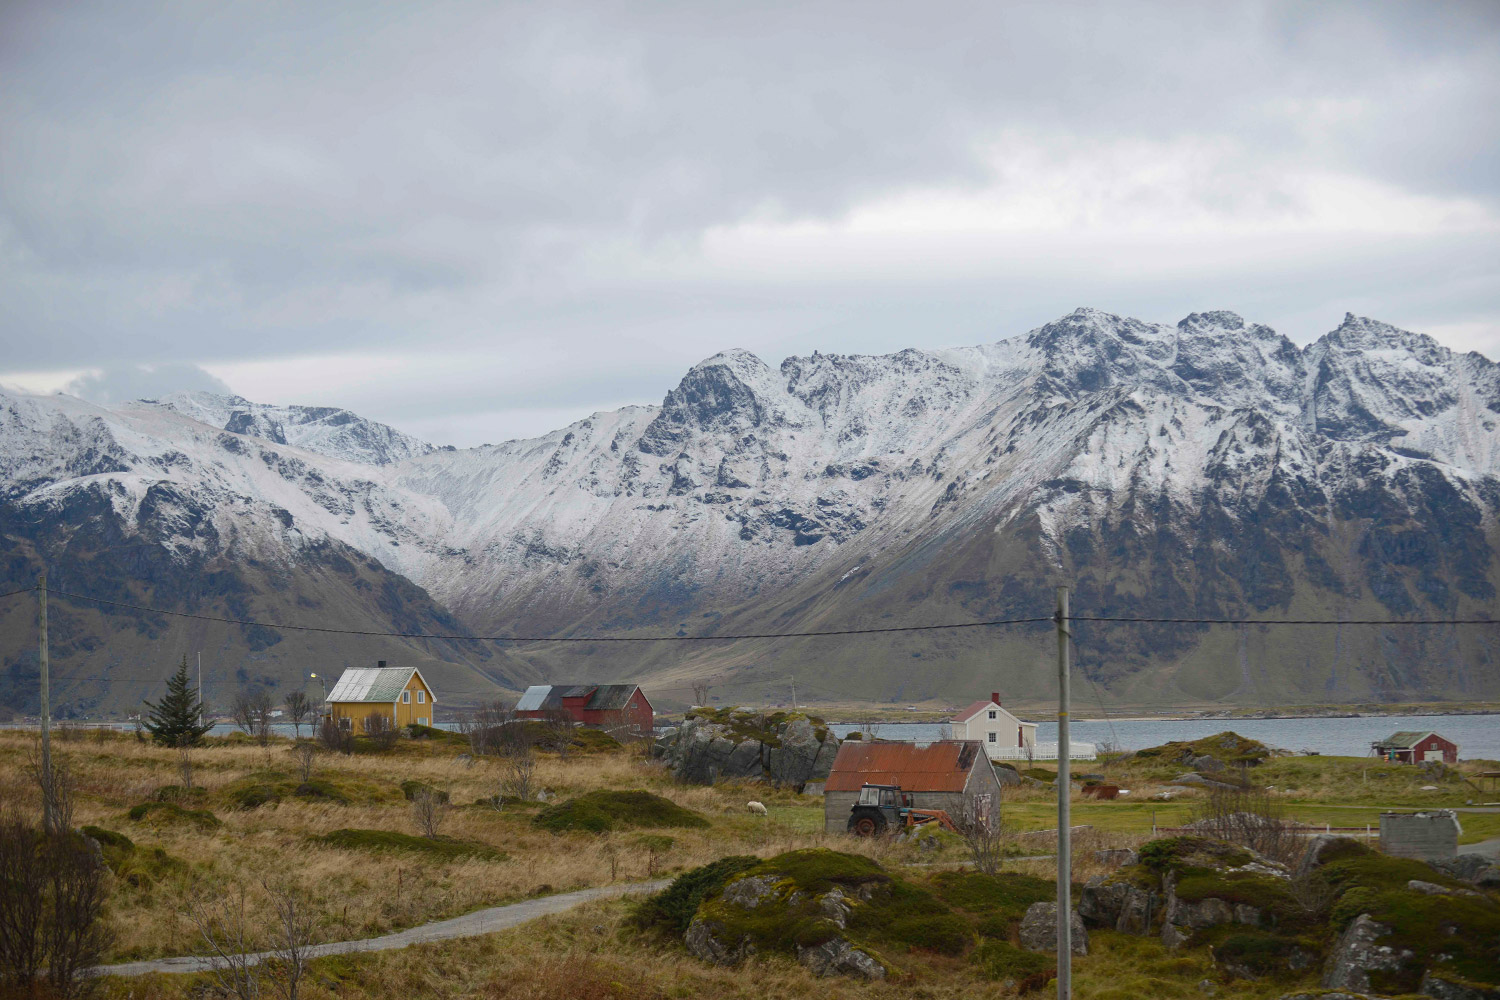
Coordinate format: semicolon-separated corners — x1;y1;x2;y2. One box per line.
2;309;1498;715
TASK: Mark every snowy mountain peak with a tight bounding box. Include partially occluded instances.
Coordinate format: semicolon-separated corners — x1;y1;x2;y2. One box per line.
151;391;433;466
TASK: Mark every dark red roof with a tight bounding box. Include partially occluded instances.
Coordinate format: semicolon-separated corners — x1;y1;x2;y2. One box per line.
825;741;985;793
951;700;996;723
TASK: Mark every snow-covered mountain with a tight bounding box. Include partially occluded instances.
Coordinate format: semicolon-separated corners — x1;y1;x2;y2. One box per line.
3;308;1498;715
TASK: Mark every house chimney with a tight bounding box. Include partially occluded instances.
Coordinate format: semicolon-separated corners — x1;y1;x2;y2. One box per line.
991;692;1001;706
378;660;386;668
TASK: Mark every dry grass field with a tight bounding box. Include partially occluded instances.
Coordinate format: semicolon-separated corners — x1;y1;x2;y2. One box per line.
3;727;1494;999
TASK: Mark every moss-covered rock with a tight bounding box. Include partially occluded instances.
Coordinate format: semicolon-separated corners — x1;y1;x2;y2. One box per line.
1134;732;1272;767
82;825;184;887
681;848;994;979
632;856;761;937
533;790;709;834
655;710;838;788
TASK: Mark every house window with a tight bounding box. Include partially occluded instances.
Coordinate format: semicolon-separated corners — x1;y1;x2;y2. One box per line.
402;691;410;704
988;710;996;719
417;691;426;704
988;732;996;743
418;717;428;727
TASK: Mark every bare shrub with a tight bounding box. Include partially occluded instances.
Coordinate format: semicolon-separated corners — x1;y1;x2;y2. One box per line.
503;744;538;802
232;688;274;745
364;713;399;751
26;741;74;835
1186;783;1301;865
178;745;195;791
541;708;574;758
318;716;353;755
460;700;515;756
957;792;1006;876
690;680;710;707
411;788;449;838
186;882;261;1000
263;879;315;1000
292;742;316;783
0;807;112;999
283;691;312;739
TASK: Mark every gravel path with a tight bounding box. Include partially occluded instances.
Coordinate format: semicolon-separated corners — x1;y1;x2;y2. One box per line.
94;880;672;979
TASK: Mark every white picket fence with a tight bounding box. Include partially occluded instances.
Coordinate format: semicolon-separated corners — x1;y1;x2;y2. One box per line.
987;741;1096;762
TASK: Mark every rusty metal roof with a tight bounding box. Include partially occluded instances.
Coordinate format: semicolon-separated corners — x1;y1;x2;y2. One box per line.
825;741;985;793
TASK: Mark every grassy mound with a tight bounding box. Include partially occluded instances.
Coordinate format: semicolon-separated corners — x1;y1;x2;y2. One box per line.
929;869;1055;936
314;828;505;861
681;707;830;746
82;825;184;887
126;801;220;830
222;771;372;809
533;790;709;833
1134;731;1271;767
400;779;450;803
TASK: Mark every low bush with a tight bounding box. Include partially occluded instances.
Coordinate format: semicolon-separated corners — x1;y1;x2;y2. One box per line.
929;870;1055;925
293;779;350;803
229;783;281;809
533;791;709;833
81;826;183;887
400;780;450;804
972;938;1050;981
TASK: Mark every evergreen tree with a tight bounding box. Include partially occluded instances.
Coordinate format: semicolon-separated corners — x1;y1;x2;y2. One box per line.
143;655;213;747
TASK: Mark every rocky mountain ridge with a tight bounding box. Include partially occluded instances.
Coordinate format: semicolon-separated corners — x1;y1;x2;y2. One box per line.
2;308;1497;715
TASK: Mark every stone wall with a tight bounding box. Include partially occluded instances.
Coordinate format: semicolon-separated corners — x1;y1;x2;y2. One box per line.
1379;809;1460;862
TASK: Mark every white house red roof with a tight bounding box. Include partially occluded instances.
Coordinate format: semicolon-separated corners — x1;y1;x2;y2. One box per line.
952;700;999;723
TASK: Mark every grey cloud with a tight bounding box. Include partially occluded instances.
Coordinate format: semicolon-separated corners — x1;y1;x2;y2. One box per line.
0;0;1496;443
64;364;234;405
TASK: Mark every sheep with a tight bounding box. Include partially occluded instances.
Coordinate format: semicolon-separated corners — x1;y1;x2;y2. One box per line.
747;801;768;815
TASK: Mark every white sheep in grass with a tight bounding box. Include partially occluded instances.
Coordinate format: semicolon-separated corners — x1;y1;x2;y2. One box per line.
747;801;768;815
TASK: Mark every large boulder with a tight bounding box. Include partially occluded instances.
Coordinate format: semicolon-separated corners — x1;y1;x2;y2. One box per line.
1018;901;1088;955
655;709;839;788
1323;914;1415;993
1079;874;1162;934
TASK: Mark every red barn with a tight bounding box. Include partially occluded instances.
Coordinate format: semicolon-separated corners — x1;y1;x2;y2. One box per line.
514;684;653;736
1371;731;1459;764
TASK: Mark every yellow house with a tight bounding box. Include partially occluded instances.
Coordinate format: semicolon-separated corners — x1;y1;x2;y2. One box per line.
325;661;435;732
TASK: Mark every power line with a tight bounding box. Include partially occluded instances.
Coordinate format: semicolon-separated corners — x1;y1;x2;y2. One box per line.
0;585;38;603
46;588;1054;640
1072;615;1497;625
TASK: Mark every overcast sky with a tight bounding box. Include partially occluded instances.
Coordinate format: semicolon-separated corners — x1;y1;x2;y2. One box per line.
2;1;1497;446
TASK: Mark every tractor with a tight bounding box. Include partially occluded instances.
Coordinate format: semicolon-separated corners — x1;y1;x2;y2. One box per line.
846;783;960;836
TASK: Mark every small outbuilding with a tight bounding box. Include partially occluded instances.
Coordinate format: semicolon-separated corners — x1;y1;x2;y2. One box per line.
325;661;435;733
1370;731;1459;764
823;740;1014;834
514;683;653;736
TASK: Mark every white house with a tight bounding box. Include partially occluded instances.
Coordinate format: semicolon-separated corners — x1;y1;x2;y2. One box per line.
949;693;1038;752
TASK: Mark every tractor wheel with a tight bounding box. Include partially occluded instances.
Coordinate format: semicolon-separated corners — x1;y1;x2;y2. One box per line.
847;812;887;837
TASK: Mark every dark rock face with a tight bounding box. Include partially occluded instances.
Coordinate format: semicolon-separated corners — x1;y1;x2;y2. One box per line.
1079;875;1162;934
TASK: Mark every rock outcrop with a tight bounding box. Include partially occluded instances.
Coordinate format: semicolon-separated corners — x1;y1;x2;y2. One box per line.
1324;914;1416;993
1018;901;1088;955
654;709;839;788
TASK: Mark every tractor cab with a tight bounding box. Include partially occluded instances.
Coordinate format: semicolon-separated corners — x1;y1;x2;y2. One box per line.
847;783;959;837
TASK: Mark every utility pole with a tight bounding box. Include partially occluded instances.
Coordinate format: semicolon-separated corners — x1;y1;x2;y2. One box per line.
38;570;53;835
1054;584;1071;1000
197;651;203;726
790;676;797;711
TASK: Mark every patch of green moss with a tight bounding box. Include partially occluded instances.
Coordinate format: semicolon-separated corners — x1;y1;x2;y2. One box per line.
533;790;709;833
1358;888;1500;990
313;828;505;861
1173;871;1303;927
1208;929;1319;979
972;939;1051;981
1138;836;1252;875
405;723;466;744
399;780;450;803
1023;768;1056;783
883;912;973;955
293;779;349;803
229;783;282;809
631;855;761;936
126;801;220;830
83;826;185;887
928;870;1054;925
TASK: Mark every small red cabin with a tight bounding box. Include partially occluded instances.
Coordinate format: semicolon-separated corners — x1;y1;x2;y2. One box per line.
514;683;653;736
1371;731;1459;764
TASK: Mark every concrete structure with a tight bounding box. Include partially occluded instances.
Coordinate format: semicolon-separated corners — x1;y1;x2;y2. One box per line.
325;662;435;733
1371;731;1460;764
823;740;1013;834
948;693;1038;755
1380;809;1461;862
514;683;653;736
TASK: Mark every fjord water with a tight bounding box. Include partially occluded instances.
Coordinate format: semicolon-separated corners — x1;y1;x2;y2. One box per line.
831;713;1500;760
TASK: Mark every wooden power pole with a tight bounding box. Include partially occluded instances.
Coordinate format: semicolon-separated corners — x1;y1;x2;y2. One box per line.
38;570;53;834
1055;584;1072;999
